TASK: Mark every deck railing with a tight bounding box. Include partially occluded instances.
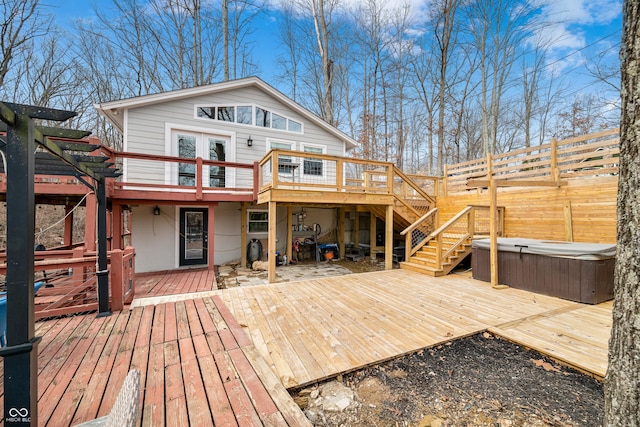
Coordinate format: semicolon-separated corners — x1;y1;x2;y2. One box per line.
0;246;135;319
107;150;258;200
443;129;619;194
427;206;475;271
400;208;439;260
260;149;400;194
393;168;437;216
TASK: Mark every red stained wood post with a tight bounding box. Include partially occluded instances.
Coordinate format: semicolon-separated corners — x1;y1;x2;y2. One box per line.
64;203;74;247
85;191;97;251
72;247;85;285
196;157;203;200
208;206;215;270
111;249;124;311
111;202;123;250
123;246;135;304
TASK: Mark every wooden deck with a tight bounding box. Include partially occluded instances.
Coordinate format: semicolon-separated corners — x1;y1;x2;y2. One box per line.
216;269;611;387
0;295;310;426
0;269;611;426
134;268;218;299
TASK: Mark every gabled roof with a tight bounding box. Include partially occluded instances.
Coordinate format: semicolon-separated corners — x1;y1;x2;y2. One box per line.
94;76;358;150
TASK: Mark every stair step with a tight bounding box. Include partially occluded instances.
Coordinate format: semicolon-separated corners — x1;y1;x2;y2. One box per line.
399;261;444;277
410;257;438;267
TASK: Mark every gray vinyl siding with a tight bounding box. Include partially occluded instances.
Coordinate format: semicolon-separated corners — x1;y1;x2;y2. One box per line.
124;85;347;187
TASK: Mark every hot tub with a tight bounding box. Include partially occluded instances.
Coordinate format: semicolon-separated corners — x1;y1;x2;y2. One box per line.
472;238;615;304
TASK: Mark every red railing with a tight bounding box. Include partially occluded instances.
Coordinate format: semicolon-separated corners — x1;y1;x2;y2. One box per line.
107;150;259;201
0;246;136;319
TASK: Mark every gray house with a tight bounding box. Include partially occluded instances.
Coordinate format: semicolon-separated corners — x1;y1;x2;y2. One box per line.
96;77;358;273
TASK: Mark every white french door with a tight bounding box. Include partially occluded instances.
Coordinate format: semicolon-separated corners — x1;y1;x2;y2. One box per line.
171;130;232;188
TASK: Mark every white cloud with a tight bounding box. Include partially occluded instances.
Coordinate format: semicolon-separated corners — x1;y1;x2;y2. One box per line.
540;0;621;26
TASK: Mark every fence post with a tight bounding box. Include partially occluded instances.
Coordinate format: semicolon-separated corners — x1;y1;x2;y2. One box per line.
442;165;448;197
111;249;124;311
550;137;559;181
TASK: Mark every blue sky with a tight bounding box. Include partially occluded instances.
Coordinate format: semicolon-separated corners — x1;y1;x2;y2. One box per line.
49;0;622;94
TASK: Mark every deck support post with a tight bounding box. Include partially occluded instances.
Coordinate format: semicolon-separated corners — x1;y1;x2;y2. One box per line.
64;202;74;247
96;177;111;317
385;205;393;270
369;212;376;258
240;203;247;268
286;205;293;262
268;201;277;283
354;211;360;250
208;205;215;270
111;202;122;250
338;208;345;259
85;192;97;251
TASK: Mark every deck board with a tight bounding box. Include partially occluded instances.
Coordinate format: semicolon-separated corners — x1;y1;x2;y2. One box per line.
0;290;312;426
216;269;609;387
134;268;218;299
0;268;612;425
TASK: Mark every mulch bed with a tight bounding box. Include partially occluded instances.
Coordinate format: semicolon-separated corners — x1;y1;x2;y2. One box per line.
296;333;604;426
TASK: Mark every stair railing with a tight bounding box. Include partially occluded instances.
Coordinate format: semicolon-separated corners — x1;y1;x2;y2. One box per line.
393;166;436;219
429;206;475;270
400;208;439;261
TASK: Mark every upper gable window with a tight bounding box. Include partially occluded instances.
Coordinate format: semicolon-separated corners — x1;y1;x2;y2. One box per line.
288;120;302;133
217;106;234;122
195;104;303;134
237;106;252;124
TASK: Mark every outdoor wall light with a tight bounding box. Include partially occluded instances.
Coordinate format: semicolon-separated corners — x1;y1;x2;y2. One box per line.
153;206;161;216
247;136;253;147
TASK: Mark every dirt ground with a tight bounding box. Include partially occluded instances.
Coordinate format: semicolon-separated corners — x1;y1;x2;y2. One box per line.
293;333;604;427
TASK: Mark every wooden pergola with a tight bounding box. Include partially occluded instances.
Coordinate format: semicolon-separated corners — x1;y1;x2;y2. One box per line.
0;102;119;425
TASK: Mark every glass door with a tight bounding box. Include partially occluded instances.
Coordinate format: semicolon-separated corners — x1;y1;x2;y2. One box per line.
179;208;208;266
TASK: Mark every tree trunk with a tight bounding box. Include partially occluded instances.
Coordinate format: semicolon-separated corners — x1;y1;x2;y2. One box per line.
604;0;640;425
311;0;334;125
223;0;229;81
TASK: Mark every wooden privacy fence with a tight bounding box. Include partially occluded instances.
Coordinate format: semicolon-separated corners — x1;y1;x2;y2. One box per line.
443;129;620;195
0;246;135;319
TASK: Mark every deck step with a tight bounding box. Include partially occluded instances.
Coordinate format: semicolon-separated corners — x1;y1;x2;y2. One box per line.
399;261;445;276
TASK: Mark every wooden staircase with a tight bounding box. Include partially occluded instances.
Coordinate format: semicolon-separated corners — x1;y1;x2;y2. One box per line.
400;206;476;277
366;166;437;231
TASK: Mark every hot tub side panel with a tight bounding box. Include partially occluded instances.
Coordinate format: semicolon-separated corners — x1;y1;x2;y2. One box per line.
471;247;613;304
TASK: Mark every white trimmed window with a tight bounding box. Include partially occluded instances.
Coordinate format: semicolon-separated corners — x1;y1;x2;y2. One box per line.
248;210;268;233
301;143;326;176
195;104;303;134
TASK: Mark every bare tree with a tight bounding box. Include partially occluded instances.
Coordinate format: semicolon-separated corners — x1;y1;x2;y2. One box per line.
311;0;336;125
0;0;50;88
276;1;301;100
605;1;640;425
465;0;541;154
223;0;229;80
228;0;263;79
432;0;461;173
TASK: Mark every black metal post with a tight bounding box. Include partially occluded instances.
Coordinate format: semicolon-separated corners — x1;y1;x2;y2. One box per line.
0;107;40;425
96;177;111;316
